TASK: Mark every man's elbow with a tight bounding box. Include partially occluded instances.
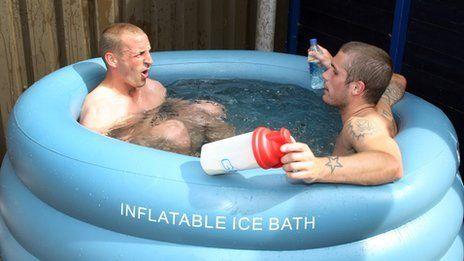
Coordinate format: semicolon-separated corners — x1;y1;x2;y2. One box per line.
392;73;407;88
372;154;403;185
388;158;403;182
366;164;402;186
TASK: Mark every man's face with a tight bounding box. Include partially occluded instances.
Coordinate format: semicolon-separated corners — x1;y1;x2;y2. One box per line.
321;51;350;107
116;32;153;88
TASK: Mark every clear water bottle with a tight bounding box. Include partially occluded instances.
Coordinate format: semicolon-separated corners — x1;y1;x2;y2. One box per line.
308;38;325;89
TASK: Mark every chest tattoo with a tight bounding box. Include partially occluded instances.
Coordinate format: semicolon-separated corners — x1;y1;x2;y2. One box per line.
347;119;377;140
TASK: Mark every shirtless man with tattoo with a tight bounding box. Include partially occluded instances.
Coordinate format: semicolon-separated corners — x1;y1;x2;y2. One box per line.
80;23;232;155
281;42;406;185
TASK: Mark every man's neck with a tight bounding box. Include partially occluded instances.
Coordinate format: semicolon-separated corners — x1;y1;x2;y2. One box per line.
102;73;140;98
339;102;376;124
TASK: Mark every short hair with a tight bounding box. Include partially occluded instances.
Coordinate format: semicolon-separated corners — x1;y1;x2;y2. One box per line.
99;23;145;58
340;41;393;104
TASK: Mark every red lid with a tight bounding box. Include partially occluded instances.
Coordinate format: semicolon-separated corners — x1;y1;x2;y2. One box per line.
251;127;292;169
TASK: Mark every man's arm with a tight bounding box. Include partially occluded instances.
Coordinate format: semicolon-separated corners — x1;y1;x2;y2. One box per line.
376;73;407;136
280;118;403;185
377;73;407;107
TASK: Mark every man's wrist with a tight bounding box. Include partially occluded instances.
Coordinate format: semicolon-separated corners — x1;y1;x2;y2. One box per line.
305;156;327;183
322;59;332;70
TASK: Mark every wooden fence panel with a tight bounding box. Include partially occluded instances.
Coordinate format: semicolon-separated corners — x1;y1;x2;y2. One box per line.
155;0;176;50
21;0;60;82
173;1;185;50
90;0;120;57
184;0;198;50
223;0;236;49
247;0;258;50
56;0;91;65
0;0;27;101
275;0;289;52
235;0;249;48
197;0;212;49
121;0;152;43
94;0;120;37
0;118;5;157
146;1;159;49
0;0;28;143
211;0;225;49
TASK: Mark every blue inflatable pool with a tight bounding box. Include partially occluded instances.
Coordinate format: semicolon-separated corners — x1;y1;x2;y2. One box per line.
0;51;462;260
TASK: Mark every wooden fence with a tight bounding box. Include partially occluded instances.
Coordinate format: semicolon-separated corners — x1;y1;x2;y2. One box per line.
0;0;289;157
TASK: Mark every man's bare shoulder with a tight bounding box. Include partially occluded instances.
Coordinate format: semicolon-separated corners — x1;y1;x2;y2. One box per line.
85;85;119;102
80;86;130;133
137;79;167;109
342;114;390;144
144;79;167;96
81;86;123;115
341;113;402;175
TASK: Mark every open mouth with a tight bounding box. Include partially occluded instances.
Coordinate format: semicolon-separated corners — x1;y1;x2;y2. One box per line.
141;69;149;78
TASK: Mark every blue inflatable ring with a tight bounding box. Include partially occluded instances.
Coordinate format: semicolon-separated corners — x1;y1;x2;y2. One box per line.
0;51;462;260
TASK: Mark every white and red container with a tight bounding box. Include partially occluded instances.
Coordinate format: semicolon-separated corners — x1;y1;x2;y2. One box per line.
200;127;292;175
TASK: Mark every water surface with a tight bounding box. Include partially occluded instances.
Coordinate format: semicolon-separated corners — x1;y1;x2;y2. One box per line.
167;79;342;156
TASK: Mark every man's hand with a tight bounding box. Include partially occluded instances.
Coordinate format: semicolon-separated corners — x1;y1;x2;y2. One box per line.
280;142;325;183
307;45;333;69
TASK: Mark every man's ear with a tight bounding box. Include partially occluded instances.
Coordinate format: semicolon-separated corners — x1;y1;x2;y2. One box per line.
104;52;117;68
351;81;365;96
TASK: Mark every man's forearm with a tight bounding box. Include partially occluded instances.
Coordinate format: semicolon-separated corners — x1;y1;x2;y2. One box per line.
378;74;407;107
310;151;402;185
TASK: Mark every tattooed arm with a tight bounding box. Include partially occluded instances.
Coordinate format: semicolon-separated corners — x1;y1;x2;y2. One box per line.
376;74;407;136
378;73;407;107
280;117;403;185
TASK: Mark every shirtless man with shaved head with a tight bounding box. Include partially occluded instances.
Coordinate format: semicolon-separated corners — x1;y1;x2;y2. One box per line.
281;42;406;185
80;23;233;155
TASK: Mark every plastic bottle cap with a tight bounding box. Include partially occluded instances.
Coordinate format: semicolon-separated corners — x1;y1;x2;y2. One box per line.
252;127;292;169
310;38;317;45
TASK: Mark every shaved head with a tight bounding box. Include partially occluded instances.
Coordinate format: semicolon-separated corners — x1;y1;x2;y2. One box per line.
340;41;392;104
99;23;146;57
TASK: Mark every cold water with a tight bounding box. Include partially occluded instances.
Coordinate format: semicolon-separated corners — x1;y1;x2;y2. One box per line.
168;79;342;156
